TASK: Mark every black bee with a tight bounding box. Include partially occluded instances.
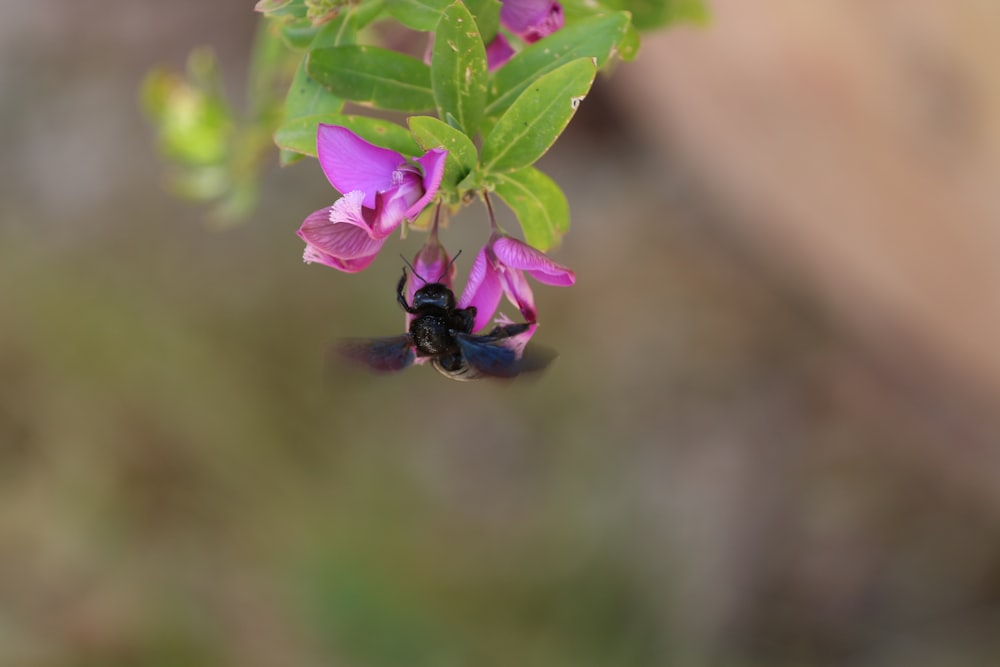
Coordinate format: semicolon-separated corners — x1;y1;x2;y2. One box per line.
337;267;555;380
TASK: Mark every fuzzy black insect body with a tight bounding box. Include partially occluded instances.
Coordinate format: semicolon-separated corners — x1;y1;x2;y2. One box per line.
338;268;554;380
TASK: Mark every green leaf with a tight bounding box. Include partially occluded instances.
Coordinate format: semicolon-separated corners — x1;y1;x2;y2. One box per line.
279;148;305;166
408;116;478;195
310;8;360;48
463;0;501;43
618;23;641;62
493;167;569;251
347;0;388;30
432;2;488;136
613;0;709;31
480;58;596;173
274;12;360;157
275;115;421;157
486;12;630;119
280;18;324;50
307;46;435;112
282;57;345;125
385;0;450;31
255;0;306;19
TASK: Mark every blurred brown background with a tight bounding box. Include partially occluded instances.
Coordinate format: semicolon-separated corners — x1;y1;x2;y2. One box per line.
1;1;999;665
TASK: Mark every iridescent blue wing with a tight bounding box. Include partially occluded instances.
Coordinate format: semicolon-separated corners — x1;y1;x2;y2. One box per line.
454;332;530;379
336;335;415;373
458;323;558;378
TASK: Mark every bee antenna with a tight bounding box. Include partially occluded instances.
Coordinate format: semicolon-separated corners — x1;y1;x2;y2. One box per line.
400;254;429;285
437;249;462;283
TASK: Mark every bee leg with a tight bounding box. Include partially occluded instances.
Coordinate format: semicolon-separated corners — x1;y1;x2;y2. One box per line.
396;268;418;314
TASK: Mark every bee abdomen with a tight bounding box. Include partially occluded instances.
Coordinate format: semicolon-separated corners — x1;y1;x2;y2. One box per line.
410;314;456;356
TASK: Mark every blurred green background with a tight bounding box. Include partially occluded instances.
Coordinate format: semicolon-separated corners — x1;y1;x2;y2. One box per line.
2;2;1000;666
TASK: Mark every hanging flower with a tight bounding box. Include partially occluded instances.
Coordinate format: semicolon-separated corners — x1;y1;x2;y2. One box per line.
459;233;575;332
297;125;447;273
406;209;455;326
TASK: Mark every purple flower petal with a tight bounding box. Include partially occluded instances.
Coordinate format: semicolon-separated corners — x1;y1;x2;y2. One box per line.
499;265;538;323
491;236;576;286
485;33;516;71
317;125;407;209
406;149;448;220
458;246;504;332
499;322;538;358
369;177;421;238
413;237;453;291
500;0;564;42
298;205;385;265
302;244;380;273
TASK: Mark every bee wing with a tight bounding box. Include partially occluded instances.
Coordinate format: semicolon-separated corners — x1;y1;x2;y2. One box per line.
459;323;558;378
454;333;533;379
451;336;518;378
336;335;416;373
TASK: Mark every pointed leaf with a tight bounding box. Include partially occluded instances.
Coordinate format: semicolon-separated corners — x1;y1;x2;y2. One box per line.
408;116;478;194
307;45;435;112
280;148;304;166
493;167;569;251
275;115;421;157
618;23;640;61
480;58;596;173
432;2;488;136
464;0;501;43
611;0;710;31
486;12;630;119
385;0;450;31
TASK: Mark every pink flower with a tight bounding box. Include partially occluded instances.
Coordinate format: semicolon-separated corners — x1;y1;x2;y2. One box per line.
458;233;575;332
501;0;564;43
487;0;565;70
297;125;447;273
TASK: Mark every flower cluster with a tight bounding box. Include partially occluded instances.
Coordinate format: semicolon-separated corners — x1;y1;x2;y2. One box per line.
297;124;575;337
296;0;573;355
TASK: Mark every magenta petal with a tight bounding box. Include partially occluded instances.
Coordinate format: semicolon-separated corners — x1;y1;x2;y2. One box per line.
486;33;516;71
491;236;576;286
370;183;417;238
303;244;380;273
405;148;448;220
500;322;538;358
500;0;563;41
317;125;407;209
413;237;453;290
298;206;384;261
458;246;504;332
500;266;538;323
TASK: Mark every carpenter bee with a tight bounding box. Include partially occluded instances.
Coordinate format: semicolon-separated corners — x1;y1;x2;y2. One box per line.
337;266;555;380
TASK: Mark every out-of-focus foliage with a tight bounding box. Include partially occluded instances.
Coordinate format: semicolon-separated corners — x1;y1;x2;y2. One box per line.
141;25;293;226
